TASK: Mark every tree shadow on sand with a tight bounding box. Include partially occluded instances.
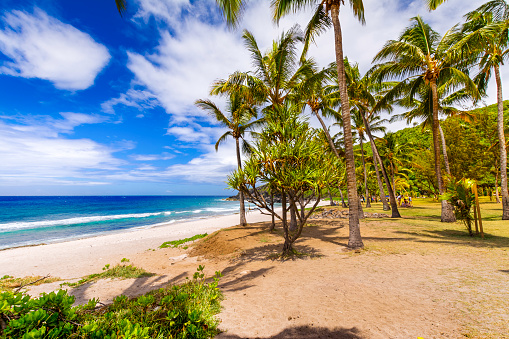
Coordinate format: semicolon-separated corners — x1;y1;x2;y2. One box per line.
216;325;366;339
394;229;509;248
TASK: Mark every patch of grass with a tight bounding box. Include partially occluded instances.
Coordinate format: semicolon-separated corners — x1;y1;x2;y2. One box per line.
0;275;60;293
62;264;154;288
160;233;208;248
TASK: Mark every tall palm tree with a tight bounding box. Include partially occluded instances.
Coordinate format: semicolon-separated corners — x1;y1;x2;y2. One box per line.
372;16;479;222
195;93;262;226
459;4;509;218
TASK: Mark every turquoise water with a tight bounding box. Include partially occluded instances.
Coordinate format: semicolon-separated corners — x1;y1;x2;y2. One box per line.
0;196;239;250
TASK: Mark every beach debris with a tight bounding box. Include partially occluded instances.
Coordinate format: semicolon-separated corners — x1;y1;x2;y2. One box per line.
310;209;389;219
168;254;188;262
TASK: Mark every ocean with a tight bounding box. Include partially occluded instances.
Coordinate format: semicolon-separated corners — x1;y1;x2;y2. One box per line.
0;196;241;250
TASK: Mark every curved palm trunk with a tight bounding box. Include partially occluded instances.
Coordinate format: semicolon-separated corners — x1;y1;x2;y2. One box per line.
438;123;451;175
495;160;501;204
314;110;341;159
362;112;399;217
331;5;363;249
360;136;371;208
369;135;390;210
235;138;247;226
338;185;348;207
494;65;509;219
327;186;335;206
431;80;455;222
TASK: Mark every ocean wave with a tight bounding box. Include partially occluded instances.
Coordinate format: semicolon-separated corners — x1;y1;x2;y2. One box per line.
0;212;166;232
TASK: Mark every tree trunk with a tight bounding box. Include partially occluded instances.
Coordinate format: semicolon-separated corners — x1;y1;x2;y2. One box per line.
438;122;451;175
390;163;396;196
338;186;347;207
281;191;293;255
360;135;371;208
495;162;501;204
369;131;390;210
270;191;275;232
362;111;400;217
327;186;334;206
331;5;363;249
236;138;247;226
494;65;509;219
289;203;297;232
431;79;455;222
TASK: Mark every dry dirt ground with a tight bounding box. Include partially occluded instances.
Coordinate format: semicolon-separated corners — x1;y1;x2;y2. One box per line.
28;212;509;339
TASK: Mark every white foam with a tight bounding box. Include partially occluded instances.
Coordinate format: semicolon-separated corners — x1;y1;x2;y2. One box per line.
0;212;164;232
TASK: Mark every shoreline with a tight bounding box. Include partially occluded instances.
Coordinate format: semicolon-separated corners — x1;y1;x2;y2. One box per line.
0;206;282;279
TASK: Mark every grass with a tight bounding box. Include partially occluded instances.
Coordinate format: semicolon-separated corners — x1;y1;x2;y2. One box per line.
160;233;208;248
0;275;60;293
62;264;154;288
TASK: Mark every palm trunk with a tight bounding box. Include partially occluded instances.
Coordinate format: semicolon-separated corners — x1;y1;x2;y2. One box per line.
438;122;451;175
360;135;371;208
494;65;509;219
314;110;341;159
331;5;363;249
327;186;334;206
369;132;390;210
236;138;247;226
431;80;455;222
390;163;396;195
362;113;400;217
495;160;501;204
338;186;347;208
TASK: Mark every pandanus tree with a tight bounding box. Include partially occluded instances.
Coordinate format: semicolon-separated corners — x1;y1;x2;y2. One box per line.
457;3;509;219
228;104;339;255
195;93;262;226
371;16;479;222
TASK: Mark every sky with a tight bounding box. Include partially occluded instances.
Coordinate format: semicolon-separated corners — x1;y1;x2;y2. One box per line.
0;0;502;196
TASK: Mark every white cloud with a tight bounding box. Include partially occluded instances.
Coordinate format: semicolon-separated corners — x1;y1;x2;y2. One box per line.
101;89;159;114
163;143;238;183
0;114;122;186
0;9;110;90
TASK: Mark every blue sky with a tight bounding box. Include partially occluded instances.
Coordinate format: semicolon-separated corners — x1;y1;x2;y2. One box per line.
0;0;500;195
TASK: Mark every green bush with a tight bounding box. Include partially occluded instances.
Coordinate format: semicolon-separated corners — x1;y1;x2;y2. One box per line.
0;266;223;339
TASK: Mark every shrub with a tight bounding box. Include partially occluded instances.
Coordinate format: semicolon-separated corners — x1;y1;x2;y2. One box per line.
0;266;223;339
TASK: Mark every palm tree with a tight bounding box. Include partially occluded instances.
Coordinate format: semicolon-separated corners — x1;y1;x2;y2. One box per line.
351;109;387;208
195;93;262;226
394;80;476;178
372;16;479;222
342;59;400;215
211;28;309;112
459;4;509;218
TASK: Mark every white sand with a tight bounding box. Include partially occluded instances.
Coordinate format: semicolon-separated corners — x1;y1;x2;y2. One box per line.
0;209;277;279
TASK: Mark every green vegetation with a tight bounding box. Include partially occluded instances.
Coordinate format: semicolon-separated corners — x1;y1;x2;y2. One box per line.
0;275;60;293
0;266;222;339
62;264;154;288
160;233;208;249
